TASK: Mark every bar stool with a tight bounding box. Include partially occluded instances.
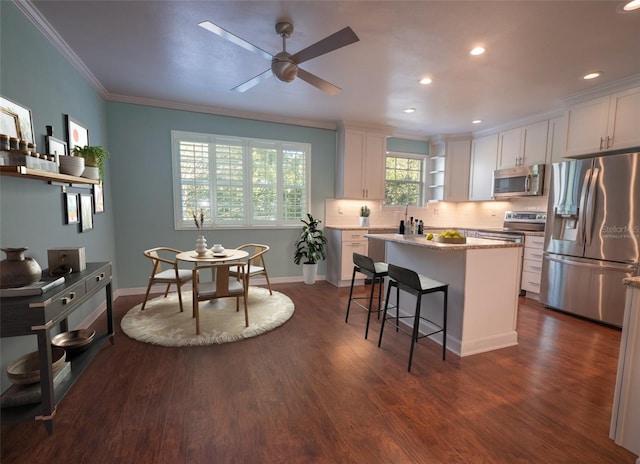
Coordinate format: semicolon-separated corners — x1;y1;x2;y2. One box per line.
345;253;389;339
378;263;448;372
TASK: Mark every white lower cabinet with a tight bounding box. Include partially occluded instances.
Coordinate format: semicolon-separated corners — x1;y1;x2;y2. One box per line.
521;235;544;296
326;228;369;287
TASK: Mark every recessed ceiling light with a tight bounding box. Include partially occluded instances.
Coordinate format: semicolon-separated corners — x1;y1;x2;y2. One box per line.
419;77;432;85
472;119;482;124
470;46;485;56
623;0;640;11
583;72;602;80
403;108;416;114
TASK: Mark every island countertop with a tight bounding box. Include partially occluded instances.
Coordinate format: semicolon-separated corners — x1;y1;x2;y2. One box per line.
365;233;523;251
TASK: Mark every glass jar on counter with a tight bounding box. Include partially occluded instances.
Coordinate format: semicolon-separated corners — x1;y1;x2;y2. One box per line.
9;137;19;150
0;134;9;151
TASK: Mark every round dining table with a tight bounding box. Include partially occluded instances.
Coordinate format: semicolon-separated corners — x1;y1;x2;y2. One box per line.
176;248;249;264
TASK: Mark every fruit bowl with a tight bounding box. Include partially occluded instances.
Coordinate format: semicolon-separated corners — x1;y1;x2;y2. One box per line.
433;235;466;244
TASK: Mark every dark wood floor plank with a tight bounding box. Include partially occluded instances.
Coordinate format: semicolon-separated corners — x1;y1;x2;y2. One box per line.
1;282;636;463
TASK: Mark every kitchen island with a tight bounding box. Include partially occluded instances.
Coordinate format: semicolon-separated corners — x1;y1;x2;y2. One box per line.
366;234;523;357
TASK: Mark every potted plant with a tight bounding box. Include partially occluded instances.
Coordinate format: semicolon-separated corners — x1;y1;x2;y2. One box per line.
294;213;327;284
71;145;110;181
359;205;370;227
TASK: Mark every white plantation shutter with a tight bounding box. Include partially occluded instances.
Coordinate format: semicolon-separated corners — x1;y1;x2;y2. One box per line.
172;131;309;228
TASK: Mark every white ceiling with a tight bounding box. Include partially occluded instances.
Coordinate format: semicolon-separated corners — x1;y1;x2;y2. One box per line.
25;0;640;137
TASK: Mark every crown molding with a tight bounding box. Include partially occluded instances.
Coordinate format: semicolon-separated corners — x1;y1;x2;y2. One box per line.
562;73;640;106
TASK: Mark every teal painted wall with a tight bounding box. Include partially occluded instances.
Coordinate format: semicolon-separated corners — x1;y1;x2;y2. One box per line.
106;102;336;289
0;2;116;391
387;137;429;155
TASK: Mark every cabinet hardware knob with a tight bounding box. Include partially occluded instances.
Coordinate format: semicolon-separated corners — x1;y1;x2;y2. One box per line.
61;292;76;305
96;272;106;282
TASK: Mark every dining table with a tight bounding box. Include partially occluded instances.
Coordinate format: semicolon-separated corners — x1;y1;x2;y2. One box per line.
176;248;250;308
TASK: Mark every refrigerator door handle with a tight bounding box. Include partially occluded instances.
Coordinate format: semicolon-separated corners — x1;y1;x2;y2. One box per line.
584;167;599;247
544;253;638;273
576;168;592;246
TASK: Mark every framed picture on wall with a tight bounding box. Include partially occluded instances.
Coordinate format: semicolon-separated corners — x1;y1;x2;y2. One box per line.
93;184;104;213
46;136;67;165
79;194;93;232
1;96;34;143
65;193;79;224
65;115;89;151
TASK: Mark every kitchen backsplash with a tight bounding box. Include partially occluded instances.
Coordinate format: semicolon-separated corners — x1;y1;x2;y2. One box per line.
325;197;548;229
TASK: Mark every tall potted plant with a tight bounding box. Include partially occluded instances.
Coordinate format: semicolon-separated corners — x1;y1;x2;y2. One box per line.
294;213;327;284
72;145;110;181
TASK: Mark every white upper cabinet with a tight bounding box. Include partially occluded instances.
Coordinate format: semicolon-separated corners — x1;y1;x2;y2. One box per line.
444;138;471;201
548;116;567;164
336;125;387;200
565;86;640;156
497;120;548;169
469;133;498;201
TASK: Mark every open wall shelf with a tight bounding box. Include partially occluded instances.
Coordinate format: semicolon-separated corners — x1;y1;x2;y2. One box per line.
0;166;99;185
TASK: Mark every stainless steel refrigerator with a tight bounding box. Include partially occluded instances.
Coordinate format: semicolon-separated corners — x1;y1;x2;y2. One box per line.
540;151;640;327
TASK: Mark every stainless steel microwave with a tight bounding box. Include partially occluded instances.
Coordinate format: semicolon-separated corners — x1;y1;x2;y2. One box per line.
492;164;545;198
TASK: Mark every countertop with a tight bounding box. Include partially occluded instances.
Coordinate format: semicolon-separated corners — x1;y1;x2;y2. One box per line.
623;276;640;289
326;225;545;237
365;233;523;251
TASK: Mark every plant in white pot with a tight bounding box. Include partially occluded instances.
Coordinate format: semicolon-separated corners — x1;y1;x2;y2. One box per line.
71;145;110;181
359;205;370;227
294;213;327;284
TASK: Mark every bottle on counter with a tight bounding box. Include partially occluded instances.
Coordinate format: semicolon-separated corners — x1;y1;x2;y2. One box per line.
417;220;423;235
409;217;414;235
398;220;405;234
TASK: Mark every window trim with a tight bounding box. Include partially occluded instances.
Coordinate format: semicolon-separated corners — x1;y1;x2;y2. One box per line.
171;130;311;230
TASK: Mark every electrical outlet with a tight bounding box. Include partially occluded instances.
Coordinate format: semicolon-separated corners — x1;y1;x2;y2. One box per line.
338;206;343;214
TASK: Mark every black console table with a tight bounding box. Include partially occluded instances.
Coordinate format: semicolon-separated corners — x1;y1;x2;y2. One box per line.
0;262;113;434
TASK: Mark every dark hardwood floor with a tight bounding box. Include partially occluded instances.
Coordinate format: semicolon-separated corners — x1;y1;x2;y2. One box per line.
1;281;636;463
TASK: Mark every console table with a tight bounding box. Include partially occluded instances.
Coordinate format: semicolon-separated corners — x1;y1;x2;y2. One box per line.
0;262;114;434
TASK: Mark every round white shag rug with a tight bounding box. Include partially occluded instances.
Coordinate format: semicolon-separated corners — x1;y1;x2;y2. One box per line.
121;287;294;346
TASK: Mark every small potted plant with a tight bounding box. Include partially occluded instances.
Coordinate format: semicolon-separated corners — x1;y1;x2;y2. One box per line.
359;205;370;227
294;213;327;284
71;145;110;181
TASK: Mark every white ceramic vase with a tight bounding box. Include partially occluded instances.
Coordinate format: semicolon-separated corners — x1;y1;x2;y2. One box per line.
195;235;208;256
359;217;370;227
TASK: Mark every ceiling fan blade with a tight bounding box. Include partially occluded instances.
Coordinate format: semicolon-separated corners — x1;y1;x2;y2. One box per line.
231;69;272;93
291;27;359;65
198;21;272;61
296;68;342;95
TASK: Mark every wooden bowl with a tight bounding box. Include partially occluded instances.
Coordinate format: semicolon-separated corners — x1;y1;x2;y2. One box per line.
52;329;96;354
6;347;66;385
433;235;467;244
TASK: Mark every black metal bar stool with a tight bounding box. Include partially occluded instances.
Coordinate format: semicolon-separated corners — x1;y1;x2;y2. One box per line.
345;253;389;339
378;263;448;372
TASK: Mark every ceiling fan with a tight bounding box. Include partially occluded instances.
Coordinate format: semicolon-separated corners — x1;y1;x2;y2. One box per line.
198;20;359;95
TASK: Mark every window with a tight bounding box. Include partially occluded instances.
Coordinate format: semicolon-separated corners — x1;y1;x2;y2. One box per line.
172;131;310;228
384;152;426;206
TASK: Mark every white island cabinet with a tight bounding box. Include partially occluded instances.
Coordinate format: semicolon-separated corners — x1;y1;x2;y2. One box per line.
610;277;640;462
366;234;523;357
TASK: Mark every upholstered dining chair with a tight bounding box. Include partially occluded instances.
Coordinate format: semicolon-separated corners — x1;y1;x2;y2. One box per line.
228;244;273;295
141;247;193;313
192;262;248;335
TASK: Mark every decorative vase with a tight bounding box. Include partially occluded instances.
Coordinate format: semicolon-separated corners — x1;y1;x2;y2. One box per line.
0;248;42;288
195;235;208;256
81;166;100;180
359;216;370;227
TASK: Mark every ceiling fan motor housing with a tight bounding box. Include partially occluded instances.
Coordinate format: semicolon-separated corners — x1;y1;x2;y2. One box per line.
272;52;298;82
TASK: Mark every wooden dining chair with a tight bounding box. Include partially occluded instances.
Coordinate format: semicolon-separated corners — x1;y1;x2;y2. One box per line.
142;247;193;312
228;244;273;295
192;262;248;335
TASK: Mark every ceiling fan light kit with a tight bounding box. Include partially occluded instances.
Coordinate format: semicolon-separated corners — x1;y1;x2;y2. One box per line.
198;19;359;94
